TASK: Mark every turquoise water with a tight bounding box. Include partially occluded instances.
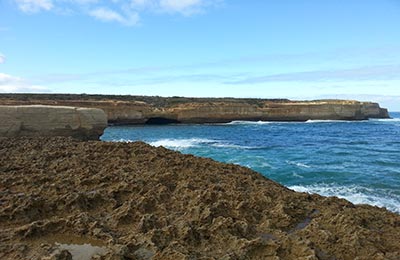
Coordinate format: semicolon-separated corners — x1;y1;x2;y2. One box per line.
101;112;400;213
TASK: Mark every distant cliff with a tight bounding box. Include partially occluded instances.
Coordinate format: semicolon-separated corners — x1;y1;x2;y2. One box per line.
0;94;390;124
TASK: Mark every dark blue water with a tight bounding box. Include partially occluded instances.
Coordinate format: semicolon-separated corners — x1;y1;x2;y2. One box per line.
101;113;400;213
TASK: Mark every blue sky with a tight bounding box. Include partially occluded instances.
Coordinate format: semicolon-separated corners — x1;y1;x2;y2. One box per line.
1;0;400;110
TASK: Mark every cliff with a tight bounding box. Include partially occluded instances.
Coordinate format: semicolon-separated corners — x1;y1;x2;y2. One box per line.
0;94;389;124
0;105;107;140
0;137;399;259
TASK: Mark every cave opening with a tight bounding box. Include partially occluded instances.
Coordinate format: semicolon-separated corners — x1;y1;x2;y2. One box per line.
145;117;181;125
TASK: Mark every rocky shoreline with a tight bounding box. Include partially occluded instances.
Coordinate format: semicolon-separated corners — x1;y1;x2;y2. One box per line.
1;137;399;259
0;94;390;124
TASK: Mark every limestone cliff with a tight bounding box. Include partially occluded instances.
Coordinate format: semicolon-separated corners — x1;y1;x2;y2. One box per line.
0;105;107;140
0;94;389;124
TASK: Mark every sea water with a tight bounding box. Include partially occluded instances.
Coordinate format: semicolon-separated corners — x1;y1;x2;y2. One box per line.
101;112;400;213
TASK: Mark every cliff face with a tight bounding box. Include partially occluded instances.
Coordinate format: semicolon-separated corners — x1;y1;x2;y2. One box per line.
0;94;389;124
1;137;399;259
0;105;107;140
169;101;389;123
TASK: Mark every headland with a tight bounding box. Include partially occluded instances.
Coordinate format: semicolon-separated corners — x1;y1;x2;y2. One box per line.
0;94;390;125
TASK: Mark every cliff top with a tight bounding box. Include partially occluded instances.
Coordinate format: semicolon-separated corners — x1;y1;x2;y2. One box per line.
0;93;370;108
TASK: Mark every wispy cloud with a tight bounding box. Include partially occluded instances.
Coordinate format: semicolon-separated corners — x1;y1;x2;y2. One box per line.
226;65;400;85
0;73;50;93
0;53;5;64
131;0;219;15
160;0;202;14
130;0;222;17
89;7;139;26
86;73;232;87
70;0;99;4
28;46;400;86
14;0;221;26
15;0;53;13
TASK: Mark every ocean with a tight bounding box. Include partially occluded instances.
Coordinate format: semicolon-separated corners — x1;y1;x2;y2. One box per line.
101;112;400;213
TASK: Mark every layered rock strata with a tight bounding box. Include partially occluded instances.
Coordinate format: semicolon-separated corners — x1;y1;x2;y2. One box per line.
0;94;390;124
0;137;399;259
0;105;107;140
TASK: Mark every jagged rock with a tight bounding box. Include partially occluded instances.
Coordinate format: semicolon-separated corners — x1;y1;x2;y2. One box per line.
42;250;72;260
0;105;107;140
0;137;399;259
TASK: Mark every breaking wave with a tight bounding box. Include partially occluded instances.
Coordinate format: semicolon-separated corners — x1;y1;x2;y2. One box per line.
305;119;355;123
148;138;255;150
149;138;216;149
289;184;400;213
226;120;272;125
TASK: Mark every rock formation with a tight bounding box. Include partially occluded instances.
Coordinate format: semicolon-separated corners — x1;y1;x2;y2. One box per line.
0;137;399;259
0;94;390;124
0;105;107;140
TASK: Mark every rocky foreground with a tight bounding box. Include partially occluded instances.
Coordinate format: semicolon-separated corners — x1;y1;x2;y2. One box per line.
0;138;399;260
0;94;390;124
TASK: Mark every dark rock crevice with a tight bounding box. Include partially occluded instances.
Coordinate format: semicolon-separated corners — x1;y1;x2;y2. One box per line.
145;117;181;125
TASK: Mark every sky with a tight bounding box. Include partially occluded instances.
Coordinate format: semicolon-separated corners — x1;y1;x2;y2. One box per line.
1;0;400;111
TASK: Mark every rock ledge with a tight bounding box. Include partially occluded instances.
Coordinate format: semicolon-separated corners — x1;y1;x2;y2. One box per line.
0;94;390;124
0;105;107;140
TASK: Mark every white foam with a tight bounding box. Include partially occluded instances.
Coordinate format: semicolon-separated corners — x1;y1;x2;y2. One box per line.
148;138;256;150
211;143;254;149
148;138;216;149
260;161;274;168
226;120;272;125
227;119;360;125
286;160;312;168
292;172;304;178
117;138;133;143
369;118;400;122
289;184;400;213
305;119;353;123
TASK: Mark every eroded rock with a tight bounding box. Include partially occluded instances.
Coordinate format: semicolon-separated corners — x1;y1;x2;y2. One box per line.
0;94;390;124
0;105;107;140
0;137;399;259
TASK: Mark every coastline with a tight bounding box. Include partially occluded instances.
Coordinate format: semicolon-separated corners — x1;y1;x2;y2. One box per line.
1;137;399;259
0;94;390;125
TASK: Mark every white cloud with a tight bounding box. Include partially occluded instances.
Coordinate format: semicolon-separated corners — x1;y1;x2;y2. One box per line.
14;0;221;25
0;73;50;92
227;65;400;84
0;54;5;64
15;0;53;13
159;0;202;14
89;7;139;26
71;0;99;4
131;0;152;7
130;0;219;15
